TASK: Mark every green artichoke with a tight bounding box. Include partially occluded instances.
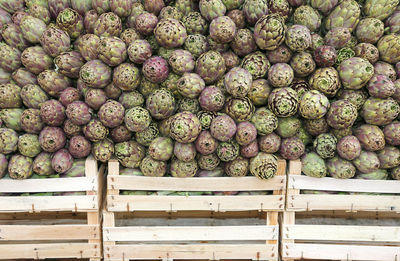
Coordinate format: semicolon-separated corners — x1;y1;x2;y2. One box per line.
301;152;327;178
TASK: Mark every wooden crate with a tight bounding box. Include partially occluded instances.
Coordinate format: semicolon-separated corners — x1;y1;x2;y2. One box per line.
286;160;400;212
103;211;280;261
106;159;286;212
103;159;286;261
282;160;400;261
0;156;104;260
281;210;400;261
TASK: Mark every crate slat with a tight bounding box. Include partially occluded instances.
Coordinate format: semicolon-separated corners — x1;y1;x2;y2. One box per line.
104;225;278;241
0;195;98;212
0;224;98;240
107;195;284;212
108;175;285;191
283;225;400;242
282;160;400;261
0;177;97;193
283;243;400;261
0;243;100;259
290;175;400;193
0;157;103;260
288;194;400;212
104;244;277;261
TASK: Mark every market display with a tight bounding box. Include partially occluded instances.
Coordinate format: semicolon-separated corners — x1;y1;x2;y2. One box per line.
1;0;400;182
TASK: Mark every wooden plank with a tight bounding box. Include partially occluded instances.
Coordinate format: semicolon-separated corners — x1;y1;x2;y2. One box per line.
107;195;284;212
287;194;400;212
283;225;400;242
0;243;100;259
0;195;98;212
282;161;300;261
0;224;98;240
108;175;286;191
290;175;400;193
288;160;301;176
283;243;400;260
267;160;285;247
107;159;120;206
85;156;102;255
104;244;277;261
0;177;97;193
104;225;278;241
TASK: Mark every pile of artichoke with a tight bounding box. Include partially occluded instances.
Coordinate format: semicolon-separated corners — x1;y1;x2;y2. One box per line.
1;0;400;184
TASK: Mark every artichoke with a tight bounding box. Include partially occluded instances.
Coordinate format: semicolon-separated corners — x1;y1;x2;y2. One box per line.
8;154;33;179
275;117;301;138
361;97;400;126
210;114;237;142
383;121;400;146
299;90;330;120
354;124;385;152
198;153;220;170
337;135;361;161
251;107;278;135
115;140;145;168
326;100;358;130
353;150;380;173
174;142;197;162
301;152;327;178
268;63;294;88
377;34;400;64
18;134;41;158
313;133;337;159
259;133;281;153
325;0;360;31
148;137;174;161
224;97;255;122
268;87;299;117
92;138;114;163
367;74;395;99
377;146;400;169
249;152;278;180
225;156;249;177
254;14;286;51
279;136;305;160
170;158;198;177
285;24;312;52
327;156;356;179
169;111;202;143
195;130;219;155
363;0;399;21
140;156;167;177
0;128;18;154
216;140;239;162
235;121;257;146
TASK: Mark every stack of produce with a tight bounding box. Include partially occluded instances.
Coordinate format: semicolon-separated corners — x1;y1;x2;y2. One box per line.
1;0;400;185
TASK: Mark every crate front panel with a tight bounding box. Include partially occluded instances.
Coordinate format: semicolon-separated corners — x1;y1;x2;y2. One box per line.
287;160;400;212
0;157;102;213
107;159;286;212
